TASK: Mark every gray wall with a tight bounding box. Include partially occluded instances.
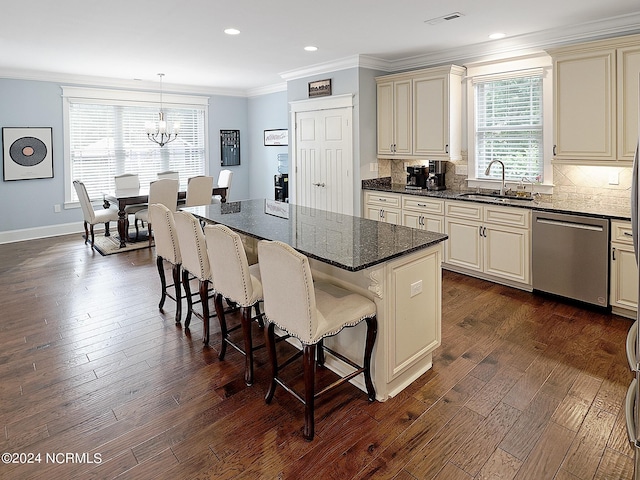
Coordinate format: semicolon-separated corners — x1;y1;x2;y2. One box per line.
248;90;288;200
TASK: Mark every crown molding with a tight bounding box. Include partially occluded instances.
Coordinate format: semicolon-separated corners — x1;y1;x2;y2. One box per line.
246;82;287;97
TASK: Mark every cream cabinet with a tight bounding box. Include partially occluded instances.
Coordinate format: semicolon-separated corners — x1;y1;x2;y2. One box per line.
548;35;640;164
376;65;464;161
376;79;412;156
412;66;464;160
364;191;402;225
610;220;638;318
444;201;531;286
401;196;444;233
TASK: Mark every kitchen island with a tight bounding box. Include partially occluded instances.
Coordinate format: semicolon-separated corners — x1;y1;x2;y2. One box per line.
183;199;448;401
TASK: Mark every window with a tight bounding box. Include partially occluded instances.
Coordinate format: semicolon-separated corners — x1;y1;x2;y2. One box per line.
474;73;543;182
63;86;209;204
465;54;553;192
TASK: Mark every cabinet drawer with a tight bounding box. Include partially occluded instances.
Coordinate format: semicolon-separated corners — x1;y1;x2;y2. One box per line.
612;220;633;245
364;191;401;208
484;205;530;229
402;196;444;215
445;201;483;221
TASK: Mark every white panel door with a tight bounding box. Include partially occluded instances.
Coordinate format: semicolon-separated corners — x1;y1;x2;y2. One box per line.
295;107;353;215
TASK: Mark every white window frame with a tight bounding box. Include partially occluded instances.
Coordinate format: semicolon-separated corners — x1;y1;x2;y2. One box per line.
62;86;209;207
465;53;554;194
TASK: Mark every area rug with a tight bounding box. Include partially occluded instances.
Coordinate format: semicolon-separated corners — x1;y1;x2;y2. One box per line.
92;231;154;256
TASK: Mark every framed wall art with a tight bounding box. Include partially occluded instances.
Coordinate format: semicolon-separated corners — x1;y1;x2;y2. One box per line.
3;127;54;181
308;78;332;98
264;129;288;146
220;129;240;166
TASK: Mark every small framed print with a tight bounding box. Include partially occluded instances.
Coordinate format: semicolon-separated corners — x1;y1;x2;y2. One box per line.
308;78;332;98
3;127;54;181
264;129;288;146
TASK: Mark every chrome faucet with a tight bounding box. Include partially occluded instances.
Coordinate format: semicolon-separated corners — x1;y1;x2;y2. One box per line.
485;160;506;196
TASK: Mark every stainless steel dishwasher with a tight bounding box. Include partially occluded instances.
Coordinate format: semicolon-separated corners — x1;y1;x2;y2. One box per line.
532;211;609;308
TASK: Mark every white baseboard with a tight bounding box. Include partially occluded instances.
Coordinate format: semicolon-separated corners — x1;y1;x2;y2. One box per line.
0;222;84;244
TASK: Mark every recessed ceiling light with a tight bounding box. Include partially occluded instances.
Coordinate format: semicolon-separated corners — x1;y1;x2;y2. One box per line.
304;46;318;52
489;32;506;40
224;28;240;35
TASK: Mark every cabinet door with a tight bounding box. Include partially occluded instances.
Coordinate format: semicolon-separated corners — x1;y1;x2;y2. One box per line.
382;208;402;225
377;82;394;155
402;212;443;232
402;211;422;229
444;218;482;272
553;48;616;161
617;45;640;161
413;75;447;156
611;243;639;311
393;80;413;155
365;205;384;221
484;224;530;284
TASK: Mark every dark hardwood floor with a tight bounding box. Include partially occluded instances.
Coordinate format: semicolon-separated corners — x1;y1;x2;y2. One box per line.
0;233;635;479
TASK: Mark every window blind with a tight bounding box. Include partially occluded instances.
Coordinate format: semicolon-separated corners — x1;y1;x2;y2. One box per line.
475;74;543;182
67;97;206;202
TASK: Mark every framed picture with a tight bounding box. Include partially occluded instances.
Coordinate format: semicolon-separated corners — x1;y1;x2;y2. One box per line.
3;127;53;181
308;78;332;98
264;129;288;146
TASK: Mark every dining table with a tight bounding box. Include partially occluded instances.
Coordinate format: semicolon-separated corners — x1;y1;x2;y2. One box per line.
103;186;228;248
182;199;448;401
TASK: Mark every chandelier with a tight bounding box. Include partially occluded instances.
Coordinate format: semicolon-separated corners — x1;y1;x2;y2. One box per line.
145;73;180;147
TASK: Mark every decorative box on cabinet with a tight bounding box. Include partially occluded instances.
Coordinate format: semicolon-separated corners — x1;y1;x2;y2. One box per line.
548;34;640;164
610;220;638;318
443;201;531;288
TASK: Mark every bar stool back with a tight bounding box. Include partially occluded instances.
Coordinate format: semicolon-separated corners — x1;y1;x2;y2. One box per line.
257;240;378;440
204;224;264;385
149;204;183;324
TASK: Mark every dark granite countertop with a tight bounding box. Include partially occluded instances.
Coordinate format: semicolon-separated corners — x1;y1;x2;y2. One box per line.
183;199;448;272
362;178;631;221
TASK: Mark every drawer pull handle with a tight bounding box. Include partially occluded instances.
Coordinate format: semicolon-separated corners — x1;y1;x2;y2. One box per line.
417;203;427;207
624;232;633;237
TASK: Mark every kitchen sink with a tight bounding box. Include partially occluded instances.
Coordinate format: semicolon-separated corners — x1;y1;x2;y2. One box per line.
457;192;535;205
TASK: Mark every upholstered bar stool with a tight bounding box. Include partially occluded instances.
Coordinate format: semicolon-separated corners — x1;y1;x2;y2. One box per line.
135;178;179;246
149;204;183;324
204;224;264;386
257;240;378;440
174;210;214;345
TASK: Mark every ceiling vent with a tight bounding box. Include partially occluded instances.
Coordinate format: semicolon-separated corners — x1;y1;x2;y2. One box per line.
424;12;464;25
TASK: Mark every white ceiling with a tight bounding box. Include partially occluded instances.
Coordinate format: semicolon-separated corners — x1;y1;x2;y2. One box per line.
2;1;640;95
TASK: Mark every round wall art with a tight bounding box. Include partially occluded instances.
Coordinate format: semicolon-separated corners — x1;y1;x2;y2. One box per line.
2;127;53;181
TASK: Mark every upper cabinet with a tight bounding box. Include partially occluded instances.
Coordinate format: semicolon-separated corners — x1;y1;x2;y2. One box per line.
376;65;464;161
548;35;640;165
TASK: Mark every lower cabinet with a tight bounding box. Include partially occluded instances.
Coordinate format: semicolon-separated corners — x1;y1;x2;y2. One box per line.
401;196;444;233
611;220;638;317
364;191;402;225
444;201;531;287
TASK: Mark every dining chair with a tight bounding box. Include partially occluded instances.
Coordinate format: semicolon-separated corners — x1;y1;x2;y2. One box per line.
157;170;180;181
73;180;119;248
204;224;264;386
149;203;183;324
134;178;179;246
173;210;214;345
185;175;214;207
257;240;378;440
114;173;146;229
212;169;233;204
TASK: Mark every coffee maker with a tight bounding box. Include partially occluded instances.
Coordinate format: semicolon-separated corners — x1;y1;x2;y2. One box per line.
406;165;427;189
427;160;447;191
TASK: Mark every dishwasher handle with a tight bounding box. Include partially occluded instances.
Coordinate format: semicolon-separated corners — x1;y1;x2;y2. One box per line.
535;217;604;232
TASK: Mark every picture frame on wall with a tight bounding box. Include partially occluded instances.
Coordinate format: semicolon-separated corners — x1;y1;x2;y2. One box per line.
2;127;54;181
264;129;288;146
308;78;332;98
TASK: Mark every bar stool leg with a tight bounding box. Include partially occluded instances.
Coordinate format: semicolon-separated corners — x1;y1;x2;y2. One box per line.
303;343;316;441
172;264;182;325
241;306;254;386
199;280;210;345
157;256;167;312
364;316;378;402
183;270;193;328
265;323;278;403
213;293;228;360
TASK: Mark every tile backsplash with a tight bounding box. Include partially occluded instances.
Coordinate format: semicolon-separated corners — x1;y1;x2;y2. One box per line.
377;158;632;208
